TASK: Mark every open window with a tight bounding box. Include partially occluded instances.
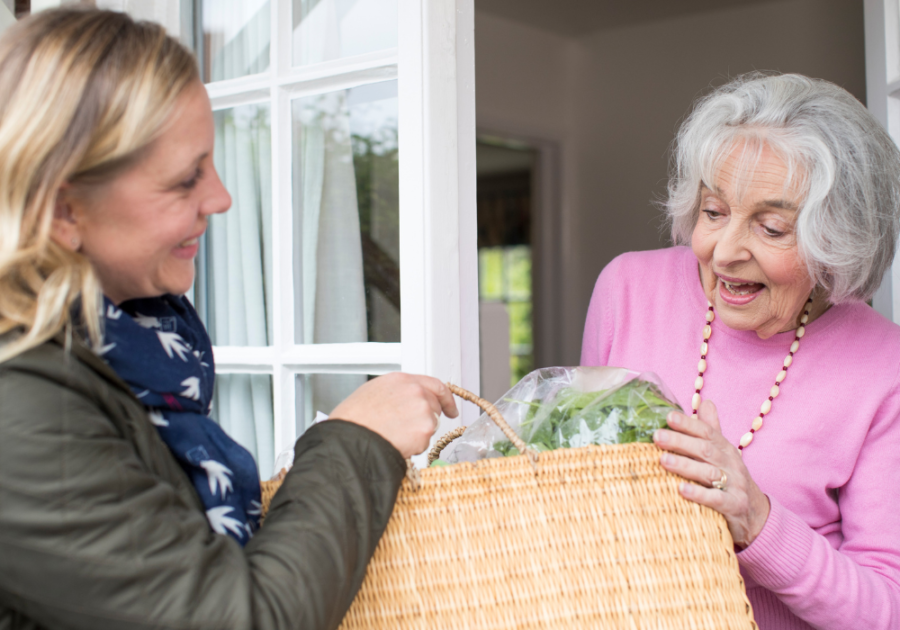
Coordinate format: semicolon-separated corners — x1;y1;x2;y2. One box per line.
191;0;479;474
20;0;478;474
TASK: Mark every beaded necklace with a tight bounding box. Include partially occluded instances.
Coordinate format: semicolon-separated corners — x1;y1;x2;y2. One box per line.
691;297;813;454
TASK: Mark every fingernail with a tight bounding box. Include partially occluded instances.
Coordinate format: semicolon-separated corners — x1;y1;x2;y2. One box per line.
680;482;691;496
668;412;679;425
660;453;673;466
654;430;667;444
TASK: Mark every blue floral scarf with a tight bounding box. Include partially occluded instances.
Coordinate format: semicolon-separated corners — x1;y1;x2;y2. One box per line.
98;295;261;545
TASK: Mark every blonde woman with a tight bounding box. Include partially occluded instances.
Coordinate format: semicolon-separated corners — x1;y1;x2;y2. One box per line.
0;8;456;630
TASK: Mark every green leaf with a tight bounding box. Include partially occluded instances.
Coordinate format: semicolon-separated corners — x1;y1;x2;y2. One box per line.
491;378;680;456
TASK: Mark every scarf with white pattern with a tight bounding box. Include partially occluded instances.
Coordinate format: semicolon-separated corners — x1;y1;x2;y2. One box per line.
98;295;261;545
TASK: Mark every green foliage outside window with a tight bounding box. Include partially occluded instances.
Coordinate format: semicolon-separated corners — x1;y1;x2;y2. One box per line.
352;127;401;342
478;245;533;386
352;129;398;237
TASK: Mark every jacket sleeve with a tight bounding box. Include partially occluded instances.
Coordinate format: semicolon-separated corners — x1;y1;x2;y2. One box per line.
244;421;406;629
0;366;406;630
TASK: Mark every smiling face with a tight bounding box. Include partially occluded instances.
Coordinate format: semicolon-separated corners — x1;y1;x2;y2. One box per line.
691;140;825;339
58;80;231;305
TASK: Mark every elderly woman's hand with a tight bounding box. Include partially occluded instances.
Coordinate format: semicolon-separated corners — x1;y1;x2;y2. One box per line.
653;399;770;548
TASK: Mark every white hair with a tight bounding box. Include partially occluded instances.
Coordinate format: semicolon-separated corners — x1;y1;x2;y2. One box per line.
666;72;900;303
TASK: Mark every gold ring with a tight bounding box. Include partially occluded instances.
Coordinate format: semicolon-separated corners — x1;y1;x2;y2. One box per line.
712;469;727;491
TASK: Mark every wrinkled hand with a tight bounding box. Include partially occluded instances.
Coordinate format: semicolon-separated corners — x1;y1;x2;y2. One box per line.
653;399;770;548
329;372;459;459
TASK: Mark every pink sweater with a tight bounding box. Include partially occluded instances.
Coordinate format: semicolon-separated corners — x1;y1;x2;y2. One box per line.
581;247;900;629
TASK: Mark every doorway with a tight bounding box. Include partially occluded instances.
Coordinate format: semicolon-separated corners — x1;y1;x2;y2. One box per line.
476;137;537;402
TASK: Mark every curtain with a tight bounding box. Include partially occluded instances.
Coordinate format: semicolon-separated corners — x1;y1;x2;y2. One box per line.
293;0;368;427
214;374;274;478
294;91;368;426
204;0;270;82
204;104;275;479
292;0;398;66
292;0;336;67
296;92;367;347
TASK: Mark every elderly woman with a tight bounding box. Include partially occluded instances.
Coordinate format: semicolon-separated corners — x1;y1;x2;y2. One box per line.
582;73;900;629
0;8;457;630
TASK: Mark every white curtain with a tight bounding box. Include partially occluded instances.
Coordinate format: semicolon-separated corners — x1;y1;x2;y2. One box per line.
294;91;368;425
293;0;339;67
92;1;270;80
191;0;275;478
215;374;274;479
204;0;270;81
292;0;398;66
296;93;366;347
293;1;368;427
207;104;275;479
210;105;273;346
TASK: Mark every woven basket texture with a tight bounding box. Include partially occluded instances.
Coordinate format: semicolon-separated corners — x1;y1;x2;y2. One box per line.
260;478;279;520
263;442;756;629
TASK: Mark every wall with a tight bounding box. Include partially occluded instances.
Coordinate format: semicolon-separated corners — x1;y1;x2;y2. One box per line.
475;11;573;138
475;10;578;368
475;0;866;365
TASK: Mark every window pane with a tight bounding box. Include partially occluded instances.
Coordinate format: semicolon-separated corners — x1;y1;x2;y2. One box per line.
477;244;534;387
508;301;533;383
195;103;273;346
295;373;371;435
212;373;275;479
197;0;271;82
478;248;504;300
292;80;400;344
292;0;397;67
506;246;531;301
510;354;534;387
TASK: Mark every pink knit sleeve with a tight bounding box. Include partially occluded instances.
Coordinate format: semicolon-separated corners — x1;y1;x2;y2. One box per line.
737;372;900;629
580;258;621;366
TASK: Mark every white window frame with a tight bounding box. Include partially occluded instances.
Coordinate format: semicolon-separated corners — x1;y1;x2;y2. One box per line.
203;0;480;461
866;0;900;323
16;0;480;464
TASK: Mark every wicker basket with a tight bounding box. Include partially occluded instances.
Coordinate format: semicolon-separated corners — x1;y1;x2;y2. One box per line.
261;384;757;630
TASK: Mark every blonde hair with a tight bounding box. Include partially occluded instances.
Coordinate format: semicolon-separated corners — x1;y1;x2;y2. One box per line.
0;7;199;363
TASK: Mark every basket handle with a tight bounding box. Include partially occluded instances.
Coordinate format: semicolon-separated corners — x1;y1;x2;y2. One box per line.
426;383;538;468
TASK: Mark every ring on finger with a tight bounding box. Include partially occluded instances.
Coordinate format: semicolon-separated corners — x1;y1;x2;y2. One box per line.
711;468;727;491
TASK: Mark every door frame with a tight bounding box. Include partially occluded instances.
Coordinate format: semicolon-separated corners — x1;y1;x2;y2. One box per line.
475;125;564;370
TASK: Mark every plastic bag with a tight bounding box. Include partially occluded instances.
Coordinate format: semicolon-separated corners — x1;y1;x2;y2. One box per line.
437;366;681;465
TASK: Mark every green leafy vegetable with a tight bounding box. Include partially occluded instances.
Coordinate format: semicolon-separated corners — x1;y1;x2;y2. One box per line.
492;379;680;457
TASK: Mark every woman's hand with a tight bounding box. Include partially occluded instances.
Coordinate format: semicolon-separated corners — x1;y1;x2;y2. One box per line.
653;399;770;548
329;372;459;459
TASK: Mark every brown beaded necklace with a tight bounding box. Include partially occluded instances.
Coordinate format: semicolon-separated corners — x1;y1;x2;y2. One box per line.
691;297;813;454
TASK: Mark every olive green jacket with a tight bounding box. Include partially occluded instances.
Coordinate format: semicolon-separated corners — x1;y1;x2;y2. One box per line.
0;334;406;630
